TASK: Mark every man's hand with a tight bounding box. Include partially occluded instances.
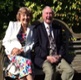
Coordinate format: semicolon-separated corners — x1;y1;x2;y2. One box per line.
54;55;61;60
47;55;61;64
47;56;58;63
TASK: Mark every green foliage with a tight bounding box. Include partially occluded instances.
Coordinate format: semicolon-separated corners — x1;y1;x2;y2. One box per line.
25;1;43;22
24;0;81;31
0;0;25;39
0;0;81;39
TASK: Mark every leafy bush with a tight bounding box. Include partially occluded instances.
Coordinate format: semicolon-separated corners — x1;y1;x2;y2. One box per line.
0;0;81;39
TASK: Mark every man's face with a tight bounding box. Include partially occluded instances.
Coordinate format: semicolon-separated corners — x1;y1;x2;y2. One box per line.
42;7;54;24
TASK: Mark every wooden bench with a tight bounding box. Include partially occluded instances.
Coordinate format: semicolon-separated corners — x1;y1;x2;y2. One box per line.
0;40;4;80
0;18;81;80
54;19;81;73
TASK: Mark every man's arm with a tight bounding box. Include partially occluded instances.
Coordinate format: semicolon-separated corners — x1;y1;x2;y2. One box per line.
33;25;47;59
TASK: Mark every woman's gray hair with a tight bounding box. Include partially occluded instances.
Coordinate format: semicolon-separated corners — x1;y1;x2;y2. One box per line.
16;7;32;21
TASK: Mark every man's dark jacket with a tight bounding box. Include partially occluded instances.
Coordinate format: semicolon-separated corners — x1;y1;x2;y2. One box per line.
33;21;65;69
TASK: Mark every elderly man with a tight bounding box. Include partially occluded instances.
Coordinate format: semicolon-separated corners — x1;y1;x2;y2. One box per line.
33;6;74;80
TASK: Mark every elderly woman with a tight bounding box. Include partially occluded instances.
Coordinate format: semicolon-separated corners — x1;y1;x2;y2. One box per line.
2;7;34;80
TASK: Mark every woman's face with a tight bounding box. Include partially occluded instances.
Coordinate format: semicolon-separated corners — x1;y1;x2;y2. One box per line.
19;13;30;27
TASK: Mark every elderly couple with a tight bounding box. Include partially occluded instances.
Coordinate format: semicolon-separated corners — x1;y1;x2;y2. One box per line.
2;6;74;80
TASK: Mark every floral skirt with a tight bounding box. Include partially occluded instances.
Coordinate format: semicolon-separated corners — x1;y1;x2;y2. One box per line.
9;55;32;79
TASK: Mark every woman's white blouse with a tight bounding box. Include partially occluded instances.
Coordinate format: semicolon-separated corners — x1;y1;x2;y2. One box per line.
2;21;34;55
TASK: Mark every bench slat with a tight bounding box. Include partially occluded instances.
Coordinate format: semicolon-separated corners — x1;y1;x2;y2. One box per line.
71;54;81;73
69;50;81;53
69;45;81;48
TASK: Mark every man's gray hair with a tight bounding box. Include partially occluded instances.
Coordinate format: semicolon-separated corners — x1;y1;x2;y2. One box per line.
42;6;54;14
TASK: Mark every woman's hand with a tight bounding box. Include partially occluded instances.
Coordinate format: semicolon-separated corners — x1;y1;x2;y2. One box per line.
11;48;24;55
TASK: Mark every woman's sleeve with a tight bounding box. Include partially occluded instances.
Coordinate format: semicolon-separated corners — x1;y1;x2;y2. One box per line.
23;27;34;53
23;42;34;53
2;21;14;55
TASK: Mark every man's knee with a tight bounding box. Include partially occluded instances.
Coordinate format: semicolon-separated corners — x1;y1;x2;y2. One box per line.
66;66;74;74
43;66;54;76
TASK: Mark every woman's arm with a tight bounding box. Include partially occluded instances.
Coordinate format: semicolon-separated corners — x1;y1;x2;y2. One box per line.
2;21;14;55
2;21;22;55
